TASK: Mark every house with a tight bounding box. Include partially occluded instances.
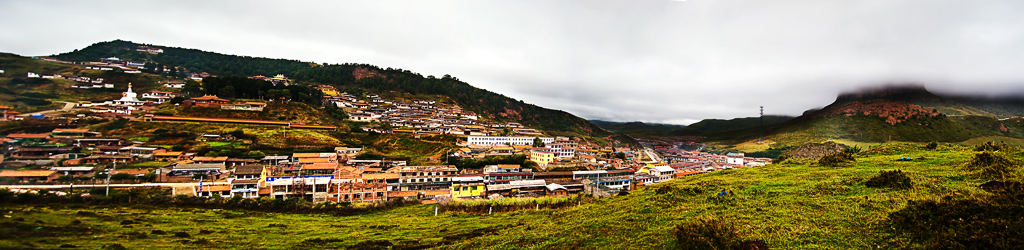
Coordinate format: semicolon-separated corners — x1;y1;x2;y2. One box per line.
387;165;459;191
467;136;554;146
198;185;232;198
230;179;261;198
451;176;486;198
530;149;556;166
332;179;389;202
186;95;229;108
51;166;97;177
485;180;548;197
170;163;226;178
545;183;569;196
154;151;186;161
141;91;176;104
300;163;339;175
9;147;74;158
190;156;228;164
483;165;534;184
260;155;290;165
726;153;745;165
51;129;101;138
232;165;266;180
6;133;51;145
164;82;185;88
110;169;149;178
0;170;58;182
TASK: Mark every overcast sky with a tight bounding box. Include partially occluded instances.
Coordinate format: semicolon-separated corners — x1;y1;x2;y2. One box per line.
3;0;1024;124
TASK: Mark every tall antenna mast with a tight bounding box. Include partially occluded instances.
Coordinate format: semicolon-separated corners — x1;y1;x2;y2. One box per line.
759;106;764;144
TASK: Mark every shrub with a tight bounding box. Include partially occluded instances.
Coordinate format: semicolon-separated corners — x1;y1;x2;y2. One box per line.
174;232;191;238
924;141;938;150
974;141;1007;152
842;146;862;154
965;152;1019;180
865;170;913;189
818;152;855;167
673;218;755;250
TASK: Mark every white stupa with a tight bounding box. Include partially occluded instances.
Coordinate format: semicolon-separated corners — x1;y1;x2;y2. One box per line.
112;82;146;106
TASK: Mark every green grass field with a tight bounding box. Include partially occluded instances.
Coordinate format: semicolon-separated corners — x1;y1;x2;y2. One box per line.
1;143;1019;249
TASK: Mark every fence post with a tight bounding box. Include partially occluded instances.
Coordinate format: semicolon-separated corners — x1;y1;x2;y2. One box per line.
535;203;538;211
488;206;492;215
434;205;438;217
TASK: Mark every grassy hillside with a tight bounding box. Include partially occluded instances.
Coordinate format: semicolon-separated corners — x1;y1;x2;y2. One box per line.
53;40;607;137
2;143;1020;249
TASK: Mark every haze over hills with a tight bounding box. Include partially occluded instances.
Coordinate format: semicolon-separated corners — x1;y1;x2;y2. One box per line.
51;40;607;137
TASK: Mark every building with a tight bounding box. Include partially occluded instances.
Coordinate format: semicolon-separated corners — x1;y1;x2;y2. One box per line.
486;180;548;197
230;179;261;198
232;165;266;180
467;136;554;146
451;176;486;198
141;91;176;104
111;83;146;106
187;95;229;108
726;153;745;165
221;102;267;111
483;165;534;184
530;148;556;166
387;165;458;191
0;170;58;182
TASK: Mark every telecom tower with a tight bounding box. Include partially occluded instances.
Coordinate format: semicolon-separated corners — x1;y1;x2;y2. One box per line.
758;106;764;144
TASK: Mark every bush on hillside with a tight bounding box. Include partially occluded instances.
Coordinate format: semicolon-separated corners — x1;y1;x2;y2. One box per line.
842;146;862;154
924;141;938;150
673;219;768;250
887;191;1024;249
974;141;1007;152
818;152;855;167
865;170;913;189
965;151;1019;180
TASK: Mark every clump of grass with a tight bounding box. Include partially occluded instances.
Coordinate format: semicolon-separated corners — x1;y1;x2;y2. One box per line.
965;151;1019;180
865;170;913;189
173;232;191;238
818;152;855;167
924;141;938;150
673;218;766;250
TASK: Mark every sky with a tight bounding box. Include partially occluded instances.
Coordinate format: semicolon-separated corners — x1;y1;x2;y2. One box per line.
3;0;1024;124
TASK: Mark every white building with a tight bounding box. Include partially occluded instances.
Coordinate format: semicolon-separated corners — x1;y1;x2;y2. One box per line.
726;153;745;165
27;72;40;78
467;136;554;146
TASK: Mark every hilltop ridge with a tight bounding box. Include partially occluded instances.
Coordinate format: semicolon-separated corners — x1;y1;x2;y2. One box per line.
52;40;607;137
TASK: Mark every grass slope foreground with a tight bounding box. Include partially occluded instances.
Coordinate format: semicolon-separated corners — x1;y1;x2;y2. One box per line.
1;143;1021;249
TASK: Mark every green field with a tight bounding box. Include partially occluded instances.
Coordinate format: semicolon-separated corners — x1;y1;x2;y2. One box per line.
1;143;1020;249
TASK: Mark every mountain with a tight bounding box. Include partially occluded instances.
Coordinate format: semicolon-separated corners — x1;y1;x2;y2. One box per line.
589;120;686;137
742;85;1024;147
53;40;607;136
670;115;794;138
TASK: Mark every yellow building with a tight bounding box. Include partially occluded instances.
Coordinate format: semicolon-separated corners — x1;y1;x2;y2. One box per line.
530;149;556;165
451;176;487;198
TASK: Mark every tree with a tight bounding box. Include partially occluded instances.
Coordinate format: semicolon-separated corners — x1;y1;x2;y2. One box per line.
533;137;545;148
267;89;291;101
183;80;203;97
169;96;185;105
218;85;236;99
615;152;626;160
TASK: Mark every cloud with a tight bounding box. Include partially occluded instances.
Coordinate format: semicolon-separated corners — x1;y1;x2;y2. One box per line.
3;0;1024;124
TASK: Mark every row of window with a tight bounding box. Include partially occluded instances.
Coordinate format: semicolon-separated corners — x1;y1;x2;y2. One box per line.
403;178;450;183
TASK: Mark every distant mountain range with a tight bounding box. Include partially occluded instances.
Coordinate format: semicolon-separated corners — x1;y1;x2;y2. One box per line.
52;40;607;137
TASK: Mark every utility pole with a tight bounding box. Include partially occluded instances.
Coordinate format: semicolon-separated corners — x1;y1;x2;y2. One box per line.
759;106;765;144
105;161;116;197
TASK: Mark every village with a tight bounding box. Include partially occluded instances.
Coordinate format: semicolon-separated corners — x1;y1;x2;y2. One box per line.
0;54;772;204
